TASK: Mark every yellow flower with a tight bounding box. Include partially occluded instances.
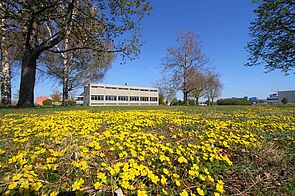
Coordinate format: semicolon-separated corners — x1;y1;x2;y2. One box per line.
180;190;189;196
163;168;169;175
12;173;23;181
20;180;30;189
196;187;205;196
72;178;84;191
97;172;107;181
214;192;220;196
162;188;168;195
178;156;188;163
216;181;224;193
137;190;148;196
199;174;206;181
175;179;181;186
32;182;42;191
188;170;195;176
94;182;102;190
161;175;167;185
8;182;18;190
50;191;58;196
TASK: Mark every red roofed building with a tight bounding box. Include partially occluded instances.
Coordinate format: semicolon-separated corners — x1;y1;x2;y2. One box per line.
36;96;50;106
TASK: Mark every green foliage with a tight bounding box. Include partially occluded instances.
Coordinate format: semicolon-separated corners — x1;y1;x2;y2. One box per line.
217;98;253;105
246;0;295;74
170;98;178;106
42;99;53;106
281;98;288;104
68;100;76;106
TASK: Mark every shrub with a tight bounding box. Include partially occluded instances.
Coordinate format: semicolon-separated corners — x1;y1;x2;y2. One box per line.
42;99;53;106
281;98;288;104
68;100;76;106
217;98;253;105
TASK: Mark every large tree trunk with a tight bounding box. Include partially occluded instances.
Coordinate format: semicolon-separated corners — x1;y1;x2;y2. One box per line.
17;54;37;107
62;36;69;106
1;40;11;106
183;91;189;105
62;76;69;106
0;2;11;106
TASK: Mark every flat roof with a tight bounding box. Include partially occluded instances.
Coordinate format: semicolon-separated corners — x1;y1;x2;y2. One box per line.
88;83;158;90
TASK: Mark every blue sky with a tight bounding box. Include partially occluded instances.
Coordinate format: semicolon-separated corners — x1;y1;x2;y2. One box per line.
12;0;295;100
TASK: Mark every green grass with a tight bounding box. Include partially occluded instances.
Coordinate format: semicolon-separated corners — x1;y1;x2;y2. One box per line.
1;104;294;195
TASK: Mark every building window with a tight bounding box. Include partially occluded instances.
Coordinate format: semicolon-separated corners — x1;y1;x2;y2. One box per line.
130;96;139;101
105;87;117;90
105;95;117;101
130;88;139;91
92;86;104;88
140;89;149;92
91;95;104;101
150;89;158;92
150;97;158;102
118;87;129;90
118;96;128;101
140;97;149;101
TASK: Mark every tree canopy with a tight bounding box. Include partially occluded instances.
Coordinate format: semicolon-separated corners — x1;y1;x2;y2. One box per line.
246;0;295;74
162;31;209;105
1;0;152;106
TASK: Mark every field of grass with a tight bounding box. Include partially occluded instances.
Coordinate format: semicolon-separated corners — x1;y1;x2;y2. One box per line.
0;105;294;195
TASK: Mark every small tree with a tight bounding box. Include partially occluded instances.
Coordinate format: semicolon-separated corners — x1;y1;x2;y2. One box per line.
42;99;53;106
281;98;288;104
188;70;206;106
204;71;222;105
154;75;176;105
50;90;62;102
163;31;209;105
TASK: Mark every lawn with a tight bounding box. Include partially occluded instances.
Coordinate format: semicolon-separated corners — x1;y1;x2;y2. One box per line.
0;105;294;195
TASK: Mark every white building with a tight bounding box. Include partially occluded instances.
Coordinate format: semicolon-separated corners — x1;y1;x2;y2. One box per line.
278;90;295;104
266;93;278;104
83;83;159;106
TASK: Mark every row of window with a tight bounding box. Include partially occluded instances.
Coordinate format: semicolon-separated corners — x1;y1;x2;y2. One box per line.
91;86;158;92
91;95;158;102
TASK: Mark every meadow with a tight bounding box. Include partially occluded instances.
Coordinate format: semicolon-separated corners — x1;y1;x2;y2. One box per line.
0;105;294;195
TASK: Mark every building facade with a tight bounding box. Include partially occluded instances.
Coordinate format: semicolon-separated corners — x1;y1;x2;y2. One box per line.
36;96;50;106
278;90;295;104
84;83;159;106
266;93;278;104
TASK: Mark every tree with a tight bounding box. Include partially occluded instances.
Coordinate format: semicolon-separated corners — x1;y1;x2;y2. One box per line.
246;0;295;74
42;42;115;106
163;31;209;105
1;0;151;106
281;97;288;104
0;1;11;106
50;90;62;102
204;71;222;105
188;70;206;106
154;75;176;105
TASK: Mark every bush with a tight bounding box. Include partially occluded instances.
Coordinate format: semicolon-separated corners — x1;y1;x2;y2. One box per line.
42;99;53;106
217;98;253;105
68;100;76;106
281;98;288;104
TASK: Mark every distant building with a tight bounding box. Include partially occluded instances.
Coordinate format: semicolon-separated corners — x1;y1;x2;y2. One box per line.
36;96;50;105
75;95;84;105
266;93;278;104
84;83;159;106
278;90;295;104
249;97;258;103
244;96;248;100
